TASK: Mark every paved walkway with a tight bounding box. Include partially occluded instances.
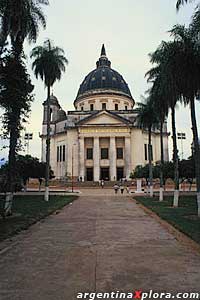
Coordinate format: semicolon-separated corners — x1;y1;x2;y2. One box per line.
0;195;200;300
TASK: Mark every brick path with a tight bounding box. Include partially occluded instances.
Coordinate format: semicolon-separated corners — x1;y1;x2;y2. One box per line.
0;195;200;300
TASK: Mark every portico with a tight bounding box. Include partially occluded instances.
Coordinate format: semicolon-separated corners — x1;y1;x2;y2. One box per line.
78;127;131;181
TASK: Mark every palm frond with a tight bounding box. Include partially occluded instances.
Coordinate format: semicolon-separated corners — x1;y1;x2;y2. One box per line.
176;0;192;11
0;0;48;50
31;40;68;88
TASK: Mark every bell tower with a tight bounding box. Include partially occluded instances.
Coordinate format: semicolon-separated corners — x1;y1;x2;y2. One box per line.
42;94;61;125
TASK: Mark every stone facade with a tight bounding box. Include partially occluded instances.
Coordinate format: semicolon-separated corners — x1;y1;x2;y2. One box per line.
41;46;169;181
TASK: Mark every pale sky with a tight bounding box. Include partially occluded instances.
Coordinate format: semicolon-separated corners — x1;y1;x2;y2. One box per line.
0;0;199;162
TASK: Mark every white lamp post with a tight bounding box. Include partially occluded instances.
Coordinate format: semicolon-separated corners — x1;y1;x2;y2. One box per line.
71;143;76;193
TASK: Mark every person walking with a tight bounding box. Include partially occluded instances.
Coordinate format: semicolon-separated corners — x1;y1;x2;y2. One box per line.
101;179;105;189
113;183;119;194
126;185;130;194
120;185;124;194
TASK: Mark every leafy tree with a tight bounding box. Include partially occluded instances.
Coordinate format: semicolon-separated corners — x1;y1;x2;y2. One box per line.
136;98;159;197
132;162;175;187
30;39;68;201
179;157;195;190
0;0;48;212
130;165;150;184
16;155;54;186
154;162;175;185
0;155;54;192
0;51;34;196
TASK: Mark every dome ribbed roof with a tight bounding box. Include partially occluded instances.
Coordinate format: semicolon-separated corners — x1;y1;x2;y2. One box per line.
75;45;133;102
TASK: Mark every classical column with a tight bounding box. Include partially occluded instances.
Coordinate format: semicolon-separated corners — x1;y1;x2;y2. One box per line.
79;137;85;181
93;137;100;181
109;137;116;181
125;137;131;180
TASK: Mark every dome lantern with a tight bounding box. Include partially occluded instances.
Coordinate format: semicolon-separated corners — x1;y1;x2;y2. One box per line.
96;44;111;68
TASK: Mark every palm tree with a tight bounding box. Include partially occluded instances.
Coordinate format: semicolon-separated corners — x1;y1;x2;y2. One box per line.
147;41;182;207
31;40;68;201
149;78;169;201
0;0;48;55
169;24;200;216
136;98;159;197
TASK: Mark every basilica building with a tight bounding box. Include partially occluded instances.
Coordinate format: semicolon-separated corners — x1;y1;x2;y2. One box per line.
41;45;169;181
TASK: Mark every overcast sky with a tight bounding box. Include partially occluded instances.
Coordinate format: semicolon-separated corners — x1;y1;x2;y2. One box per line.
0;0;199;161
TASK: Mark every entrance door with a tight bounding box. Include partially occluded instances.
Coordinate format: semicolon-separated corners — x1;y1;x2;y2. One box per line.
100;167;110;181
117;167;124;181
86;168;93;181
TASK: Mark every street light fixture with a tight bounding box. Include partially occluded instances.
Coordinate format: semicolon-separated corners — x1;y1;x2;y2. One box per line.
24;133;33;155
177;132;186;160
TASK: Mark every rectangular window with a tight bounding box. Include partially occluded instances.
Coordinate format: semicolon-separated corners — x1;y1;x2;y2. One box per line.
87;148;93;160
57;146;59;162
90;104;94;111
102;103;106;110
101;148;109;159
63;145;66;162
144;144;148;161
144;144;153;161
115;103;118;110
59;145;62;162
117;147;123;159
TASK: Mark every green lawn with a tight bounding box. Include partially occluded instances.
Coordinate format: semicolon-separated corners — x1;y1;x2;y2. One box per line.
0;195;77;242
134;195;200;244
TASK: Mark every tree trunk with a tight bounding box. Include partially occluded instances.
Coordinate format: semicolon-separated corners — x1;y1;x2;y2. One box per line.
190;97;200;217
148;126;153;197
6;116;19;215
171;106;179;207
159;121;164;201
44;84;51;201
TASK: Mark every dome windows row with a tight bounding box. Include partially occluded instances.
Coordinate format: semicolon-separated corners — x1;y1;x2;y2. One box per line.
90;76;118;82
75;99;133;111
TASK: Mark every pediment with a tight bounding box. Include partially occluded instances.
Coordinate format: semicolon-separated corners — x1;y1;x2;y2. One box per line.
78;111;129;126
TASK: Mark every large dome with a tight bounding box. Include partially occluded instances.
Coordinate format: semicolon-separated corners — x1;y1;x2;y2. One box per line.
75;45;133;102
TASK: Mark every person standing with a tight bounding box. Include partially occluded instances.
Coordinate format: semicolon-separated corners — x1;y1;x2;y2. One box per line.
126;185;130;194
113;183;119;194
38;178;43;192
101;179;105;188
120;185;124;194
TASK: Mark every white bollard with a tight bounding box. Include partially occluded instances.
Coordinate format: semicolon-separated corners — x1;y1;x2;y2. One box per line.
173;190;179;207
159;187;164;201
44;187;49;201
135;179;144;193
5;192;13;215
